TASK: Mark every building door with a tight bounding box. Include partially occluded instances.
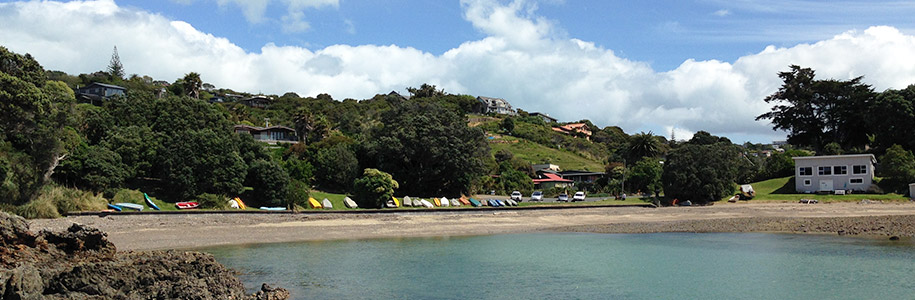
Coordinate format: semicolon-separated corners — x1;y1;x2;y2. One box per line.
819;180;833;191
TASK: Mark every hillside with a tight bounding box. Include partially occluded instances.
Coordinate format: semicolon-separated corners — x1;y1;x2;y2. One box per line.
489;136;604;171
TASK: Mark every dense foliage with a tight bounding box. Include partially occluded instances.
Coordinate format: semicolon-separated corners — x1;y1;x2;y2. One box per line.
352;168;398;208
661;132;740;203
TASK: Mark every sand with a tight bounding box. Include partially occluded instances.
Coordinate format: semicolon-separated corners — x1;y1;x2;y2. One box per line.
28;201;915;251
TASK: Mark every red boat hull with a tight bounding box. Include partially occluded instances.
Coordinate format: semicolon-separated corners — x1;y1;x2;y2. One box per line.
175;202;200;209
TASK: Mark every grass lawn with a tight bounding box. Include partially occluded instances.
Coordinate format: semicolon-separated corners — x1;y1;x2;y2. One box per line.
309;190;349;210
740;176;908;203
490;137;604;171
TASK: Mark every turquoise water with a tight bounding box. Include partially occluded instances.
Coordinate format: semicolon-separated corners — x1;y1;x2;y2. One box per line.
204;233;915;299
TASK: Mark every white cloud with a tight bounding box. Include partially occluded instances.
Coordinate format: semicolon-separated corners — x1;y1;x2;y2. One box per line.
2;0;915;143
713;9;731;16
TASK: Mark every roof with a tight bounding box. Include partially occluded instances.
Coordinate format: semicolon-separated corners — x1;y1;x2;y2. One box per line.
81;82;126;90
234;125;295;132
532;173;573;183
530;112;557;122
560;170;606;176
792;154;876;163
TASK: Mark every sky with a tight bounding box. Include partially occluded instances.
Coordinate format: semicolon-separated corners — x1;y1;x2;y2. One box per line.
2;0;915;143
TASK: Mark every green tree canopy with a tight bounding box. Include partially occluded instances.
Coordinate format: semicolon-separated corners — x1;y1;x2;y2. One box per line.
352;168;398;208
662;136;739;204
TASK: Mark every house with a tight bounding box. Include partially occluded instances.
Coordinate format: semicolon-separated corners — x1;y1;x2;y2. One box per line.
474;96;517;115
552;123;592;140
532;164;561;172
75;82;126;103
529;112;557;123
241;96;271;108
793;154;876;193
559;170;606;183
532;172;573;190
234;125;297;144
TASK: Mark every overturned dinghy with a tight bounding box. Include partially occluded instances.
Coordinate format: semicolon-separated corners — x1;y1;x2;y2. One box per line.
308;197;323;209
450;199;461;207
403;196;413;207
344;197;358;208
440;197;450;207
468;198;481;207
322;198;333;209
420;199;434;208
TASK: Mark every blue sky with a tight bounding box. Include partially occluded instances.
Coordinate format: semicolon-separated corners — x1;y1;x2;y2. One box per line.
2;0;915;143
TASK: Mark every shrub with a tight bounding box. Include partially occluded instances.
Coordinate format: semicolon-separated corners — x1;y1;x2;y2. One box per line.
352;168;398;208
196;193;228;209
111;188;144;205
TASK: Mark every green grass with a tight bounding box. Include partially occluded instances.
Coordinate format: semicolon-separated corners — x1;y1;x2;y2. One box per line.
490;137;604;171
741;176;908;203
309;190;349;210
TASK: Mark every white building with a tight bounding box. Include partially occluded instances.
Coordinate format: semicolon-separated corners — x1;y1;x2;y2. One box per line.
793;154;876;193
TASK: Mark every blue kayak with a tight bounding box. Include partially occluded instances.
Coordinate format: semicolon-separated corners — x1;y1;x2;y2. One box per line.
488;199;500;207
143;193;161;210
107;204;123;211
496;200;506;207
259;207;286;211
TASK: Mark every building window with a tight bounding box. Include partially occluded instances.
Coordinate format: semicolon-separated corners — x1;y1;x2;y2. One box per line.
798;167;813;176
818;166;832;175
833;166;847;175
803;179;812;186
849;178;863;184
853;165;867;174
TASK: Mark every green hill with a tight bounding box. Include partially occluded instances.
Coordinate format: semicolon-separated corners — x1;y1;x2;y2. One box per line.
489;136;604;171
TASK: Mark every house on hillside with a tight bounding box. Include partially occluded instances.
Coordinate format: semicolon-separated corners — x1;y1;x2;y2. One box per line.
76;82;126;104
559;170;606;183
474;96;517;115
234;125;297;144
793;154;876;193
552;123;592;140
532;163;561;172
241;95;271;108
529;112;557;123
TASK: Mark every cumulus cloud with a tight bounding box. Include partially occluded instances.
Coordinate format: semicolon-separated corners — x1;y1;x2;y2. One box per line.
1;0;915;143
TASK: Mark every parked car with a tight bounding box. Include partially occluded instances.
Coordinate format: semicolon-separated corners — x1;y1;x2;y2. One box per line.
557;193;569;202
530;191;543;201
510;191;522;201
572;191;586;202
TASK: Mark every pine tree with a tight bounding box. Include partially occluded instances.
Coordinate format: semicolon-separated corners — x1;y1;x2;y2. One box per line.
107;46;124;79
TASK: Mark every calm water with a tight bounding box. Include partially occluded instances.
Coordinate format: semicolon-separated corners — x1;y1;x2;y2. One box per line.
203;233;915;299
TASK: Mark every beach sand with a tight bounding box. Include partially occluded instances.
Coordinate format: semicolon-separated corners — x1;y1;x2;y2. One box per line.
28;202;915;251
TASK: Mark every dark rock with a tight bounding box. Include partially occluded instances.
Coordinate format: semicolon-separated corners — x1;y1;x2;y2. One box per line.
890;236;900;241
0;212;289;299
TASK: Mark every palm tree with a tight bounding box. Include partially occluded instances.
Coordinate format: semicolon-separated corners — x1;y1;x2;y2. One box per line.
183;72;202;99
626;131;660;163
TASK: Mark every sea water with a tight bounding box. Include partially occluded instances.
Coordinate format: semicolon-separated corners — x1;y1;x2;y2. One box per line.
203;233;915;299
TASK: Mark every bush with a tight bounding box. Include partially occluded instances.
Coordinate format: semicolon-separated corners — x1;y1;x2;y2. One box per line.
111;188;144;205
352;168;398;208
15;185;106;219
286;179;310;210
196;193;228;209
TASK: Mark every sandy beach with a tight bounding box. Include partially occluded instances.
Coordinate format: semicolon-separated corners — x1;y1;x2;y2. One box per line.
28;201;915;251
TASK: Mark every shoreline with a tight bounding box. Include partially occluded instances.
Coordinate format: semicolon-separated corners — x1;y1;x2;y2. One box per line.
28;202;915;251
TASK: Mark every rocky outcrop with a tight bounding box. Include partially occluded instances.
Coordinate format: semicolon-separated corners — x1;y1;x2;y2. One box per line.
0;212;288;299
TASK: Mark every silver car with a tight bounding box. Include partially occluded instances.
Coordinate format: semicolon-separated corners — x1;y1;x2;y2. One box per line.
557;193;569;202
530;191;543;201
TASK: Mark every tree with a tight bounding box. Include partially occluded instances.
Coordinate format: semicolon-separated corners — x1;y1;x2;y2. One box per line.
626;131;660;163
662;138;740;204
627;157;663;197
501;117;515;134
757;65;875;152
499;167;533;194
243;159;290;206
867;85;915;152
313;143;359;192
406;83;445;99
363;101;489;196
878;145;915;194
292;108;330;144
157;129;247;200
107;46;124;79
352;168;399;208
182;72;202;99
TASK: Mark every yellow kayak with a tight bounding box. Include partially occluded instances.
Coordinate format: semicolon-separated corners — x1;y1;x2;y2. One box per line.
433;198;441;206
308;197;323;209
392;196;401;207
233;197;248;210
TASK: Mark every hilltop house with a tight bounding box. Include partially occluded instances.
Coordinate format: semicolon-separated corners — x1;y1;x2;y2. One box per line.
76;82;126;104
552;123;592;140
234;125;297;144
241;95;271;108
529;112;557;123
474;96;517;115
793;154;876;193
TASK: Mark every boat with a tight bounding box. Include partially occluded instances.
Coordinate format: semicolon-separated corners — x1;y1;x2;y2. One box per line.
259;207;286;211
114;202;143;211
507;199;518;206
420;199;434;208
433;198;441;206
175;202;199;209
450;199;461;206
322;198;333;209
440;197;450;207
403;196;413;207
308;197;323;209
468;198;481;207
496;200;506;207
107;204;122;211
234;197;248;210
143;193;160;210
459;197;471;205
487;199;499;207
344;197;358;208
392;197;401;207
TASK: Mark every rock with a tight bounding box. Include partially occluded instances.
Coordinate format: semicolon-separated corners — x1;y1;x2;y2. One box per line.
0;211;289;299
890;236;900;241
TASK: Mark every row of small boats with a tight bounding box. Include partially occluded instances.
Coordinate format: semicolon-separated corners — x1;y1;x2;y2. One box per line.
388;196;520;208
